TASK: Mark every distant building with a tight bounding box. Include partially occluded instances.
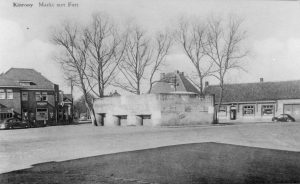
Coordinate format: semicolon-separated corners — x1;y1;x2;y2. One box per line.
0;68;60;126
151;70;199;94
204;78;300;122
108;90;121;97
58;92;73;124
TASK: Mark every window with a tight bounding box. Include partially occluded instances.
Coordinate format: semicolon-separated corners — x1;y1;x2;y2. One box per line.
35;92;47;101
41;92;47;101
218;105;227;116
0;113;12;120
262;105;274;116
243;105;255;115
22;92;28;101
6;89;13;99
36;108;48;120
19;82;30;86
0;89;5;99
35;92;41;101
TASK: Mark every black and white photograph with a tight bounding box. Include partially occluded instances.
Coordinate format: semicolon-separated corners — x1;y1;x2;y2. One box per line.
0;0;300;183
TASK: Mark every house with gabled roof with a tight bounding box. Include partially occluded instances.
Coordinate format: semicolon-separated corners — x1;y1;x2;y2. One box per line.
0;68;60;126
150;70;199;94
204;78;300;122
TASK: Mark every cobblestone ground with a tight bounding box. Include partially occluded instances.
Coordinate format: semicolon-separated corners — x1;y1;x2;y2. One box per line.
0;122;300;174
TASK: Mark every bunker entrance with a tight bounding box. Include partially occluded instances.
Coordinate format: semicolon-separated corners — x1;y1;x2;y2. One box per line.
137;115;152;126
115;115;127;126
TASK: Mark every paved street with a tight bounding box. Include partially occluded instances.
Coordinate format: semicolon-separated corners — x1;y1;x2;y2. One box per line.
1;122;300;174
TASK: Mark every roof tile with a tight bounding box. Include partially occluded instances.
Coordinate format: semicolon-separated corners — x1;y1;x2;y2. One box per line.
204;80;300;103
0;68;56;89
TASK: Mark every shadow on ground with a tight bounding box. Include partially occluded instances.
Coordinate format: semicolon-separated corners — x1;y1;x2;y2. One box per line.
1;142;300;184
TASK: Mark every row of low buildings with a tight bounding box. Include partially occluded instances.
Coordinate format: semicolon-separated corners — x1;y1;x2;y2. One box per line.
0;68;73;126
204;78;300;122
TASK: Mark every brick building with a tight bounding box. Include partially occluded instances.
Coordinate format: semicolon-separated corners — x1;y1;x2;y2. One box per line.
204;79;300;122
0;68;60;126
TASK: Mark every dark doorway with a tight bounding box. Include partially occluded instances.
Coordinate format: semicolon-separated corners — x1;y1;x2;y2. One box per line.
115;115;127;126
230;109;237;120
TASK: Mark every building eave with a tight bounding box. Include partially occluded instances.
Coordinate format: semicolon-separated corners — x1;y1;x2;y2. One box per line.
216;100;277;105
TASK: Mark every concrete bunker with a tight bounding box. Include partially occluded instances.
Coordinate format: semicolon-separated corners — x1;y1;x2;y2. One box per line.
93;94;215;127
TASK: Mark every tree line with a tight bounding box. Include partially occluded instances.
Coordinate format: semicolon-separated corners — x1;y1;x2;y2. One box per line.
51;13;248;126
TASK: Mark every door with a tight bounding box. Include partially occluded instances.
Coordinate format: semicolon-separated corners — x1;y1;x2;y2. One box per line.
230;109;237;120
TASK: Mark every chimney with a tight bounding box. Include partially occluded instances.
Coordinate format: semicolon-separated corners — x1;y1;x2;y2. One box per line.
160;73;165;80
205;81;209;87
260;78;264;83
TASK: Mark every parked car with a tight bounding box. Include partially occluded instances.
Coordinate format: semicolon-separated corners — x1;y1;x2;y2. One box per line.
272;114;295;122
0;117;31;130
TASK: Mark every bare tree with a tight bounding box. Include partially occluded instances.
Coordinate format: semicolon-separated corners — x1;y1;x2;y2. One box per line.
115;26;172;94
204;17;247;112
84;13;127;98
174;18;213;95
148;31;172;93
52;22;99;126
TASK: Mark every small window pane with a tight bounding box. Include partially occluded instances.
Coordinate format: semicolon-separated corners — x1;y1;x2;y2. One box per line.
35;92;41;101
0;89;5;99
6;89;13;99
262;105;274;116
22;92;28;101
41;92;47;101
243;105;254;115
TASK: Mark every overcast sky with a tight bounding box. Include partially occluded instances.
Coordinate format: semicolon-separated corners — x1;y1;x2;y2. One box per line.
0;0;300;97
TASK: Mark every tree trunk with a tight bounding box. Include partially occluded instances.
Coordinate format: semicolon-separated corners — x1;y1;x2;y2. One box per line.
215;84;224;124
199;77;203;96
137;79;140;95
80;75;99;126
84;100;97;126
196;68;204;96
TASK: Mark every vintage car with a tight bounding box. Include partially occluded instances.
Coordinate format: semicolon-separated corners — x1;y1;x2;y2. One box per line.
0;117;31;129
272;114;295;122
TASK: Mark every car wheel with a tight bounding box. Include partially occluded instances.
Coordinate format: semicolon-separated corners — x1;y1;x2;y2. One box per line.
287;119;292;122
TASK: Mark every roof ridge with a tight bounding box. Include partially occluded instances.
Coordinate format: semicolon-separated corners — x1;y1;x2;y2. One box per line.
207;79;300;87
177;73;200;93
177;73;188;91
5;67;35;74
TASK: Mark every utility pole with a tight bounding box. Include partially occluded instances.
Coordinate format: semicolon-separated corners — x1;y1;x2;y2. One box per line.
68;77;74;122
174;75;177;92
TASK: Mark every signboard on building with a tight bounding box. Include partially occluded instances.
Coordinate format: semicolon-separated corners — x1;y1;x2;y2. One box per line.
37;102;47;106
